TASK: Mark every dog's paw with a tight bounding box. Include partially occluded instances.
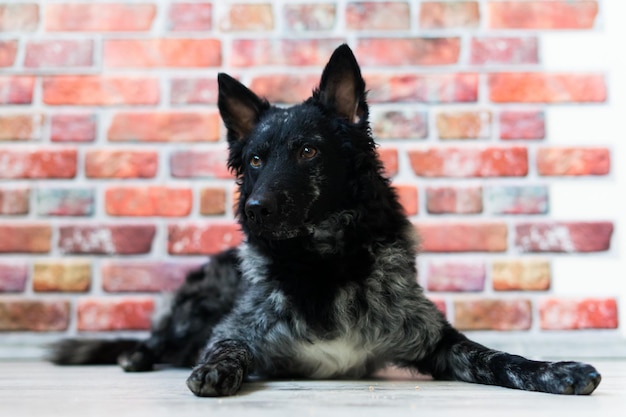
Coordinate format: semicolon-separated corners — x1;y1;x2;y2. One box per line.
186;361;245;397
544;362;601;395
118;350;154;372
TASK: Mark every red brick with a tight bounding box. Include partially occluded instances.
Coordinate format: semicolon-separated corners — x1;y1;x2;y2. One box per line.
0;114;44;141
417;222;508;252
0;300;69;331
50;114;96;142
427;261;485;292
36;188;94;217
426;186;482;214
356;38;460;66
200;188;227;216
168;222;243;255
420;1;480;29
104;39;221;68
102;261;202;292
59;225;156;255
346;2;410;30
471;37;538;65
171;78;218;105
365;73;478;103
231;39;342;67
0;76;35;105
106;186;193;217
250;75;321;104
436;110;491;139
170;149;233;179
373;111;428;140
33;260;91;292
45;3;155;32
0;4;39;31
489;73;606;103
487;186;548;215
0;40;18;66
0;188;30;215
24;40;93;68
454;299;532;331
0;262;28;292
77;298;154;331
430;298;447;316
540;298;618;330
0;149;77;179
220;3;273;31
499;111;545;140
489;1;598;29
408;147;528;178
43;76;159;106
85;150;158;179
537;147;610;176
377;147;398;178
492;260;550;291
393;184;418;216
168;2;212;31
0;224;51;253
283;4;336;31
515;222;613;253
108;112;220;143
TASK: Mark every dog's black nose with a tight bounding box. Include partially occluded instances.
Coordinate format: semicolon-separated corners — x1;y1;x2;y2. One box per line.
245;196;276;225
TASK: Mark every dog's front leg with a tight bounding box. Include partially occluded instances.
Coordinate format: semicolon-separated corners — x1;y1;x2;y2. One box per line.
186;339;252;397
413;325;601;395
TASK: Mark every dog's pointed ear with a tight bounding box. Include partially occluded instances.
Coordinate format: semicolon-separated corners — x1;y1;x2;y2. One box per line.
317;44;367;123
218;73;269;143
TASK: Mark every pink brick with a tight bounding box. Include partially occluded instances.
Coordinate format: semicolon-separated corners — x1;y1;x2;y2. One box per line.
0;300;69;331
537;147;610;176
0;188;30;215
24;40;93;68
168;3;212;31
454;299;532;331
0;76;35;105
499;110;545;140
0;4;39;31
220;3;273;31
0;262;28;292
283;4;336;31
420;1;480;29
58;225;156;255
0;40;18;66
408;147;528;178
0;149;77;179
102;261;202;292
250;74;321;104
0;114;44;141
45;3;155;32
105;186;193;217
77;298;154;331
426;186;483;214
393;184;419;216
171;78;218;105
0;225;51;253
417;222;508;252
43;76;159;106
426;261;485;292
168;222;244;255
540;298;618;330
50;114;96;142
170;150;233;179
108;112;221;143
515;222;613;253
489;1;598;30
489;73;606;103
346;2;410;30
436;110;492;139
85;150;158;179
231;39;342;67
104;39;221;68
378;147;398;178
373;111;428;140
356;38;460;66
365;73;478;103
471;37;538;65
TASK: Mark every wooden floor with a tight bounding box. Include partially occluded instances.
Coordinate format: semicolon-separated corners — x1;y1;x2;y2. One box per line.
1;360;624;417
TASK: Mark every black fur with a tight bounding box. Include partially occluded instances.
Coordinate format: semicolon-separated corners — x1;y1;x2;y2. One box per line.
49;44;601;397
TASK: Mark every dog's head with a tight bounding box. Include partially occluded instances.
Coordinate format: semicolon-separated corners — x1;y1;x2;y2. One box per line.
218;44;377;242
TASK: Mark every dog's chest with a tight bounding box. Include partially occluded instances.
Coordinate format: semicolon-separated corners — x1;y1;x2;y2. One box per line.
294;337;371;378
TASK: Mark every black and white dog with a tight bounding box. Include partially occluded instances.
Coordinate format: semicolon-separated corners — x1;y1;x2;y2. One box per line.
51;44;601;397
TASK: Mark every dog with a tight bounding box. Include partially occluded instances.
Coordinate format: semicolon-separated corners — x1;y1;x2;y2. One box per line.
50;44;601;397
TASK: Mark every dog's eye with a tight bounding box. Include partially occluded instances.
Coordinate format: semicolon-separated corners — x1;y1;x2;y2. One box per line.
249;155;263;168
299;146;318;160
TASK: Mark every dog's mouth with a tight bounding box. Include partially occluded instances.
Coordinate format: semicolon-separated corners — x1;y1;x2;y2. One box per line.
248;224;312;241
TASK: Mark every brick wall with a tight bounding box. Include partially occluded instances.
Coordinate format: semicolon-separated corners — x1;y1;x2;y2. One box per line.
0;0;623;356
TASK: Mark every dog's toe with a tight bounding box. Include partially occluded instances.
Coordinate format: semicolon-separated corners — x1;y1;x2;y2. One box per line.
186;362;244;397
547;362;601;395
